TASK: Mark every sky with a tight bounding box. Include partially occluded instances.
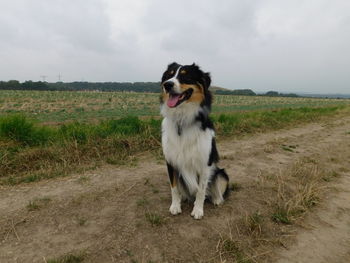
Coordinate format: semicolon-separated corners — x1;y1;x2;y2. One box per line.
0;0;349;93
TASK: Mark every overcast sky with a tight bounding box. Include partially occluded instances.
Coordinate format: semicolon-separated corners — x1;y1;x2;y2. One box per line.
0;0;349;93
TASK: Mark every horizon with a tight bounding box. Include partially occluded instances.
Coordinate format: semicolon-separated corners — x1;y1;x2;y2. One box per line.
1;79;350;96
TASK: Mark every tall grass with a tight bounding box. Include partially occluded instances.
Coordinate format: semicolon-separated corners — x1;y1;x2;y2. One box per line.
0;105;346;185
215;106;342;135
0;114;53;145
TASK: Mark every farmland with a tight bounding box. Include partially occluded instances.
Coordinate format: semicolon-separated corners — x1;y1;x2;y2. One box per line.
0;90;349;122
1;90;350;262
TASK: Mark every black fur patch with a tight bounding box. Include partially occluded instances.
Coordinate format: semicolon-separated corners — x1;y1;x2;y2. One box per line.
166;162;177;187
195;111;215;131
208;138;219;166
201;89;213;110
161;62;181;83
208;167;230;199
177;124;182;136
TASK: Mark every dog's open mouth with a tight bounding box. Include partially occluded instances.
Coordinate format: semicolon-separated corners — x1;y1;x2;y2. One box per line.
167;88;193;108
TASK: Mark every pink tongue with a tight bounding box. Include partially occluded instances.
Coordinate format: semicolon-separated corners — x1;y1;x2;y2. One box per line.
167;94;181;108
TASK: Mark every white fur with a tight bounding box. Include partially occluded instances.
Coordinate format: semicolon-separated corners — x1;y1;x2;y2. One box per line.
169;187;182;215
161;102;216;219
163;66;182;94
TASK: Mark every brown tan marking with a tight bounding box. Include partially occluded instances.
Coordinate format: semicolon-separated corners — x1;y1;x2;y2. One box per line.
162;92;169;103
171;169;177;187
180;84;205;104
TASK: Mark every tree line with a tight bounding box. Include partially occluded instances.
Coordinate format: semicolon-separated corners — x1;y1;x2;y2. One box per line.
0;80;299;97
0;80;161;92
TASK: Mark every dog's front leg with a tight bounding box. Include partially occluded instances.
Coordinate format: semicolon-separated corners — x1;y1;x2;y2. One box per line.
191;169;210;220
167;163;182;215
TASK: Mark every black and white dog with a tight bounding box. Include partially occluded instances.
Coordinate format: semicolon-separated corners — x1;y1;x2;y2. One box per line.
160;62;229;219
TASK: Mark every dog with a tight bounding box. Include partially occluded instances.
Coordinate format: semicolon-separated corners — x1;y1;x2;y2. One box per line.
160;62;229;219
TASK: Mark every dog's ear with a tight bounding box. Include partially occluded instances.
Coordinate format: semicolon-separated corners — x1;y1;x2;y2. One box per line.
203;72;211;89
167;62;180;69
191;63;200;71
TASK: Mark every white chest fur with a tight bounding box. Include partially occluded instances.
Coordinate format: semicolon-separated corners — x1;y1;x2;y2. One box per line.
161;116;214;194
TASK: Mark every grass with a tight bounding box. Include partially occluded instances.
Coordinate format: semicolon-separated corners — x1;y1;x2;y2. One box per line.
145;211;165;226
271;208;291;224
1;90;348;123
216;157;338;262
27;197;52;211
220;239;250;263
0;102;348;185
271;162;323;224
0;115;161;185
76;217;87;226
136;198;149;207
46;252;85;263
246;211;264;234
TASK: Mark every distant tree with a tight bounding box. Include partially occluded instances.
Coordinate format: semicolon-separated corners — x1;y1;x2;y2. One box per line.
282;93;299;98
264;91;279;97
215;89;256;96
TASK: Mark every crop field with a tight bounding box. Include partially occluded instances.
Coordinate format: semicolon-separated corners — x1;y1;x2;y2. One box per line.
0;90;349;122
1;90;350;262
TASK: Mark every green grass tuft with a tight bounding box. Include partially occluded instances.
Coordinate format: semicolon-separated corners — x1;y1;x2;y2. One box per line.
145;211;165;226
0;114;53;146
46;252;85;263
271;208;292;224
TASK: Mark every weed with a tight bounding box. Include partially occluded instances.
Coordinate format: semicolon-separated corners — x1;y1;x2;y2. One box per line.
219;239;252;263
151;185;159;194
281;145;294;152
145;211;165;226
27;201;40;211
77;176;90;184
27;197;51;211
322;171;340;182
77;217;87;226
136;198;149;207
0;114;53;145
246;211;264;234
230;182;242;192
271;161;324;224
271;208;291;224
46;252;85;263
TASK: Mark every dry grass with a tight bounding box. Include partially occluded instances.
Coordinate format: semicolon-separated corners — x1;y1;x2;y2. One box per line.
271;162;323;224
216;159;334;262
1;90;348;123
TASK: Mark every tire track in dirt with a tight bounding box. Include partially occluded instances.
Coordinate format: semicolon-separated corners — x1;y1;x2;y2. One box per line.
0;116;350;262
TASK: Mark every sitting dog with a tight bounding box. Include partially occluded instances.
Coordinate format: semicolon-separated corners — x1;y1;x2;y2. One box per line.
160;62;229;219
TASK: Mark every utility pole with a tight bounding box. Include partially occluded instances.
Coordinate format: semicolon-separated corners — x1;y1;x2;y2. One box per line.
58;73;62;82
40;75;47;82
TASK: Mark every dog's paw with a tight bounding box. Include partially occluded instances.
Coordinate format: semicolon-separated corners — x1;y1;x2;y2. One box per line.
191;206;204;220
169;203;182;215
212;197;224;206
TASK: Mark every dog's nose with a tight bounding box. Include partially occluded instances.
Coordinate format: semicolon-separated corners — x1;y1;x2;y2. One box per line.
163;81;174;92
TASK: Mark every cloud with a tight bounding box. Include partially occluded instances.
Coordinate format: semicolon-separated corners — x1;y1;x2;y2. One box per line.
0;0;349;93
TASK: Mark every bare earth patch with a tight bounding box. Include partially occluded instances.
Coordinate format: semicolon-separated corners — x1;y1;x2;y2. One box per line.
1;116;350;262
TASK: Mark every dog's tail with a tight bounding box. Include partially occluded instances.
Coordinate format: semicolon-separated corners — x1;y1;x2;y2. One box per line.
209;168;230;205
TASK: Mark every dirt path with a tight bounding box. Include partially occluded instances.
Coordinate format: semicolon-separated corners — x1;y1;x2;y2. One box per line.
1;116;350;262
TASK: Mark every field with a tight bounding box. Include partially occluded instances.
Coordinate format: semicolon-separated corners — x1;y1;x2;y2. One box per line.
1;90;350;262
1;90;349;122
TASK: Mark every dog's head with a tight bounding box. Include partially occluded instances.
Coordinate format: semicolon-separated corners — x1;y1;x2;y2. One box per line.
160;62;212;109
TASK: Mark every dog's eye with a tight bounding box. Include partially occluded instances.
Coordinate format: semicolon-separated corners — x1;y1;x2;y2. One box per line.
180;70;186;74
